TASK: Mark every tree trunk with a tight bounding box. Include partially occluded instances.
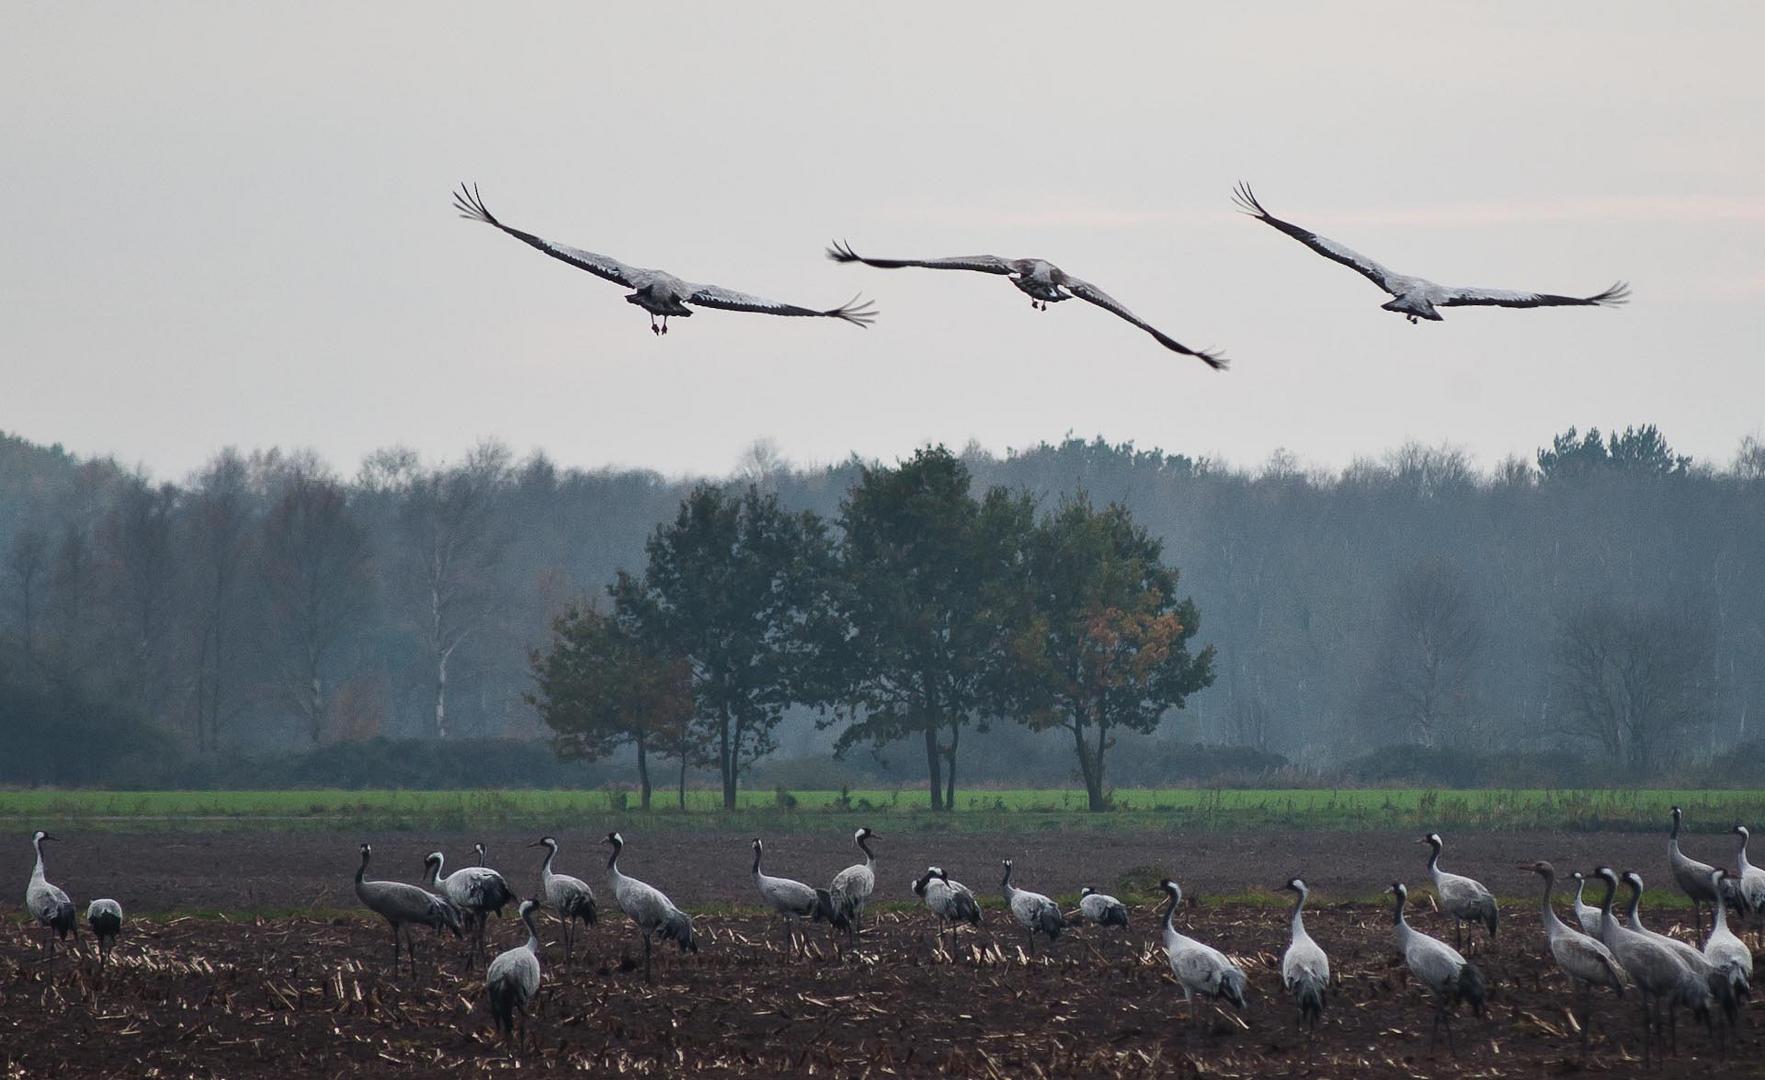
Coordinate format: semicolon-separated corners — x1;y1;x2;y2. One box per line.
1072;720;1106;812
942;717;960;811
923;721;945;811
678;755;688;810
635;732;652;810
720;706;737;810
1091;717;1110;812
434;645;450;739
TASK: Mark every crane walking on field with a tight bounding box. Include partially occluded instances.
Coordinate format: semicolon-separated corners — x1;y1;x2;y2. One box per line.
1730;825;1765;945
752;837;845;954
1520;861;1625;1055
1159;878;1248;1031
1000;859;1064;955
1592;866;1712;1064
1388;882;1486;1056
1669;806;1728;937
354;843;462;978
1702;869;1753;1010
486;898;543;1044
604;832;697;979
1421;832;1498;951
531;836;597;962
86;898;123;966
1279;878;1329;1032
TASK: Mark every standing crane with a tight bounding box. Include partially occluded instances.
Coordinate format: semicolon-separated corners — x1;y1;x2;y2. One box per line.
86;899;124;966
354;843;462;978
1279;878;1329;1031
530;836;597;962
1387;882;1485;1056
1668;806;1725;936
425;849;516;971
1702;868;1753;1012
828;827;877;938
1000;859;1064;954
1077;886;1130;929
1591;866;1711;1064
23;831;77;966
1158;878;1248;1031
1421;833;1498;950
1621;869;1738;1032
912;866;980;949
1569;870;1604;936
604;832;697;979
751;837;844;954
486;898;543;1044
1730;825;1765;944
1520;861;1625;1055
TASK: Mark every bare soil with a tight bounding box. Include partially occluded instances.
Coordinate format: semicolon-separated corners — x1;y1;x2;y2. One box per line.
3;827;1759;1077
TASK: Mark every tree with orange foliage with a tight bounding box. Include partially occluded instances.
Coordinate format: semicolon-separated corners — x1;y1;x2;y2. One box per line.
1004;496;1215;811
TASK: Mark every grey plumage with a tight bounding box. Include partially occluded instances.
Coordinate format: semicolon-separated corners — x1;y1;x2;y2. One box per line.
827;241;1227;369
753;837;846;953
1387;882;1484;1056
1729;825;1765;938
1701;869;1752;1017
531;836;597;962
1000;859;1064;953
1592;866;1712;1065
1521;861;1625;1054
1077;886;1129;929
913;866;980;946
1569;871;1604;936
1422;832;1498;949
24;830;77;964
829;827;878;936
604;832;697;980
425;849;515;971
486;899;543;1042
1159;879;1248;1026
354;843;462;978
86;898;124;964
1621;870;1736;1026
456;184;876;336
1233;182;1629;324
1667;805;1732;937
1279;878;1329;1030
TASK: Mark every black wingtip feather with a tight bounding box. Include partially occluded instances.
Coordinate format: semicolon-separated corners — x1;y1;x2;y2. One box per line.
828;292;878;327
453;182;498;227
1231;181;1267;218
827;240;861;263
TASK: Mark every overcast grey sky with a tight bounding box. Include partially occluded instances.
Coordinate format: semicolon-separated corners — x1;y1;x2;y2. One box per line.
5;2;1761;481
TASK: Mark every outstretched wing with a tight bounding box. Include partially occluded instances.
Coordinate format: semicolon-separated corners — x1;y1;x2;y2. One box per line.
1063;276;1228;370
1438;280;1630;309
1233;182;1400;295
453;183;649;288
827;241;1015;275
686;283;877;326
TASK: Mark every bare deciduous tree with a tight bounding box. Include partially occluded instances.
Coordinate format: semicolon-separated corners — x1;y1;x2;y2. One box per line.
1551;599;1716;772
260;468;373;744
1362;557;1483;748
186;450;255;751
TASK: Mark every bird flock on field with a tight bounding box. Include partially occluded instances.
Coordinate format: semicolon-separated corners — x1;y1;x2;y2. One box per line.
451;180;1631;366
19;808;1763;1061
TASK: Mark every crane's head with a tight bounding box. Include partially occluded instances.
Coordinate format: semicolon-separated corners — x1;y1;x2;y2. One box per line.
1736;824;1751;842
32;830;55;845
517;898;541;919
751;837;763;853
1671;805;1684;821
911;869;932;896
1621;870;1645;894
1594;866;1619;887
1571;870;1585;883
474;842;487;858
1282;878;1307;895
927;866;947;881
359;842;371;858
854;827;875;842
1158;879;1182;903
529;836;558;850
424;851;443;869
605;831;623;848
1385;882;1408;902
1710;868;1729;890
1418;832;1443;849
1519;860;1554;878
1080;886;1097;898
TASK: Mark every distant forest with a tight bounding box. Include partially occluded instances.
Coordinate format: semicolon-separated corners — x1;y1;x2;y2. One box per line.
3;426;1763;791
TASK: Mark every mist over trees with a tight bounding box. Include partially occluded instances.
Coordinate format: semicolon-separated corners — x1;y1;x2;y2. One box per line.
2;423;1763;790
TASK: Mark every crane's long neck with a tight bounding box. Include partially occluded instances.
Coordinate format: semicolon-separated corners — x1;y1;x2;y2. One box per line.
1535;872;1563;931
541;845;556;877
1623;882;1644;929
1571;877;1586;909
1712;877;1731;931
1737;833;1752;873
752;844;763;878
1161;891;1181;948
607;842;624;882
1596;875;1619;939
858;836;874;866
426;857;443;887
30;838;46;883
1289;888;1308;935
999;863;1014;899
356;851;369;885
1670;811;1681;842
1426;842;1441;873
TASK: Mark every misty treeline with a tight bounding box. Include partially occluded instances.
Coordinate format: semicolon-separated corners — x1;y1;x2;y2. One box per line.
2;425;1763;794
